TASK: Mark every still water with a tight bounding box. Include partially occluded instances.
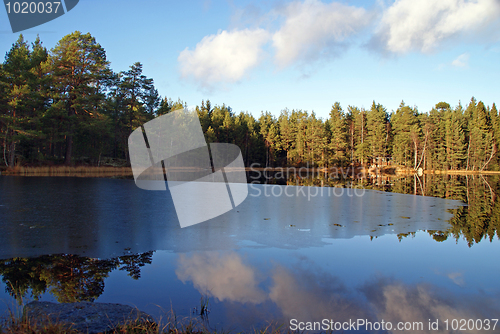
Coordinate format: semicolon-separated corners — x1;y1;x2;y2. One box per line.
0;175;499;333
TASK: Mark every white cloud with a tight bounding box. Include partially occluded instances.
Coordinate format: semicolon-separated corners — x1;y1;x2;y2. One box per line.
272;0;371;67
178;0;500;88
178;28;270;88
373;0;500;54
452;53;469;67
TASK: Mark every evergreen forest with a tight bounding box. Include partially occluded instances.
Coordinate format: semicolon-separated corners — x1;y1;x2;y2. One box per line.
1;32;499;171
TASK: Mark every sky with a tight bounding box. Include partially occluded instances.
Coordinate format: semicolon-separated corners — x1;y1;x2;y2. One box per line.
1;0;500;120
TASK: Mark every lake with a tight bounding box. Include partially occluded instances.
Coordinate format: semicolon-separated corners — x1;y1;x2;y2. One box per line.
0;175;499;333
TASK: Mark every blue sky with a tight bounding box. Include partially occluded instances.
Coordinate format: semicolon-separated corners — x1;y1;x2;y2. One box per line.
1;0;499;119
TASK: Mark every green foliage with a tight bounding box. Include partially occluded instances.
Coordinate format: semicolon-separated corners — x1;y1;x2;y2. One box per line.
49;31;113;165
0;35;49;166
391;101;420;167
466;100;495;170
327;102;348;166
366;101;389;163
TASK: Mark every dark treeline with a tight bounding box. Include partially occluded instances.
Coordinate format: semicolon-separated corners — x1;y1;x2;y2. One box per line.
1;32;499;170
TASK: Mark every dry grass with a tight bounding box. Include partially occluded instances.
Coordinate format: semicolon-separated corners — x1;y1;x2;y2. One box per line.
428;169;500;175
2;166;133;178
3;164;500;178
0;313;79;334
393;168;500;175
0;309;291;334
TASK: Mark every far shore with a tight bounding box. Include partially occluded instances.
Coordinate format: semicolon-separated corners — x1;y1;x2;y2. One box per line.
0;165;134;178
1;165;500;177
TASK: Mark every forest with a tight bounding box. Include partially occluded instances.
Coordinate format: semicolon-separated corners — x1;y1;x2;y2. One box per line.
1;31;499;171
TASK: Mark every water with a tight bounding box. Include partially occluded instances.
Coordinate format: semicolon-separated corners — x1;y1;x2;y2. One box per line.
0;175;499;333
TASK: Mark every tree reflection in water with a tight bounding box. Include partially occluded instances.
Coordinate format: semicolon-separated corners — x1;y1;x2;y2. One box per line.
0;251;153;303
291;173;500;246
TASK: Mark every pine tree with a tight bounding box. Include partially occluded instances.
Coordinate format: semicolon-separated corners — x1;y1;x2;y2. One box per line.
467;100;495;170
0;35;49;166
117;62;159;132
327;102;348;166
391;101;420;168
259;111;279;167
278;109;291;165
305;112;327;166
50;31;112;165
348;106;368;164
448;104;467;169
366;101;388;165
287;110;308;165
489;103;500;170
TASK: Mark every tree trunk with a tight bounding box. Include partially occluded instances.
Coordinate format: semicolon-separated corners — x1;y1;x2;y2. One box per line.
65;135;73;165
245;131;249;166
466;135;471;170
480;143;496;171
65;99;76;165
3;129;8;167
361;115;364;165
8;142;16;167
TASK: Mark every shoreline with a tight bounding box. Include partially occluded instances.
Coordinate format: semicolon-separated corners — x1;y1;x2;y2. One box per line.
0;166;133;178
1;165;500;177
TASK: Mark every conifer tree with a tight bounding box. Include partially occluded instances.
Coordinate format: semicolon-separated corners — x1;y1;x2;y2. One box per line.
259;112;279;167
467;100;495;170
391;101;420;168
366;101;388;165
348;106;368;164
50;31;112;165
278;109;294;165
0;35;49;166
327;102;348;166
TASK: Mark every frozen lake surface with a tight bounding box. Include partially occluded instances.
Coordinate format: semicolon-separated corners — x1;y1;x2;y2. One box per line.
0;176;498;332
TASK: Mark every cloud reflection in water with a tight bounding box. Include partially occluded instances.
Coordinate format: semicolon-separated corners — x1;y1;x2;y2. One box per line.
176;252;267;304
176;251;500;332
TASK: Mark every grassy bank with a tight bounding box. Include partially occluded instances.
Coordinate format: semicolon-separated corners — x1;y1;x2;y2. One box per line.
392;168;500;175
0;310;288;334
2;165;500;178
1;166;133;178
